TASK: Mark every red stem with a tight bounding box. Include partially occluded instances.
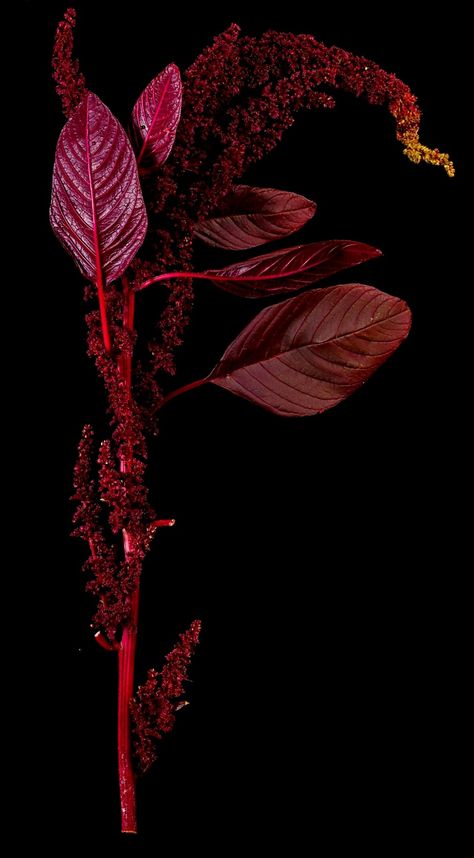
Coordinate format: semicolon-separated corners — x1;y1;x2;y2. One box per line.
95;630;121;652
117;279;138;834
97;269;111;353
137;271;197;291
160;377;207;407
118;558;139;833
115;277;192;831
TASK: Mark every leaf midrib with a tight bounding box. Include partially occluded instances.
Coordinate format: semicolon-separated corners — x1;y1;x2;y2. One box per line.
137;72;173;167
215;306;407;377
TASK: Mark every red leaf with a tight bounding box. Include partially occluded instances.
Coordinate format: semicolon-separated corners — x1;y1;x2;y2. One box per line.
132;64;182;171
194;184;316;250
50;92;147;285
203;240;381;297
207;284;411;416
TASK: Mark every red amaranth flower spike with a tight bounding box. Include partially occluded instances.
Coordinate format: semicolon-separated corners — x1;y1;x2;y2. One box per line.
51;9;453;835
52;8;86;118
131;621;201;774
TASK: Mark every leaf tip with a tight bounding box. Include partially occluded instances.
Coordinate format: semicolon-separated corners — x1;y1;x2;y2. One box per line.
360;243;382;259
166;62;181;77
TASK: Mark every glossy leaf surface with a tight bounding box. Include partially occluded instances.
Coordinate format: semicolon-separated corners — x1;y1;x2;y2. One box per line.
204;240;381;297
132;64;182;170
194;185;316;250
50;93;147;284
208;284;411;416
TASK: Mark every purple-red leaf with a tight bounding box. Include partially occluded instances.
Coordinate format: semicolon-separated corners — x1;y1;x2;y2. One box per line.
207;284;411;416
132;64;182;171
50;92;147;285
194;185;316;250
203;240;381;298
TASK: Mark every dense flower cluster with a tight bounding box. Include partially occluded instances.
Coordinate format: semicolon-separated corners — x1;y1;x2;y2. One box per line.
52;8;86;118
71;425;125;637
131;621;201;774
69;294;160;639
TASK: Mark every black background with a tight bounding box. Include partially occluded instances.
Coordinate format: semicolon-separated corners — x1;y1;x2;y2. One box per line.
22;1;466;851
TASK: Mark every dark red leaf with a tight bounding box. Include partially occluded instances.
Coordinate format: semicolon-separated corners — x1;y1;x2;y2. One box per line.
132;64;182;171
203;240;381;297
194;184;316;250
50;92;147;285
207;284;411;416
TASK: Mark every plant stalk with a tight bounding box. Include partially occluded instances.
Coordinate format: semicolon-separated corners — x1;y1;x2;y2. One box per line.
118;577;139;833
160;377;206;407
97;269;111;352
117;280;139;834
